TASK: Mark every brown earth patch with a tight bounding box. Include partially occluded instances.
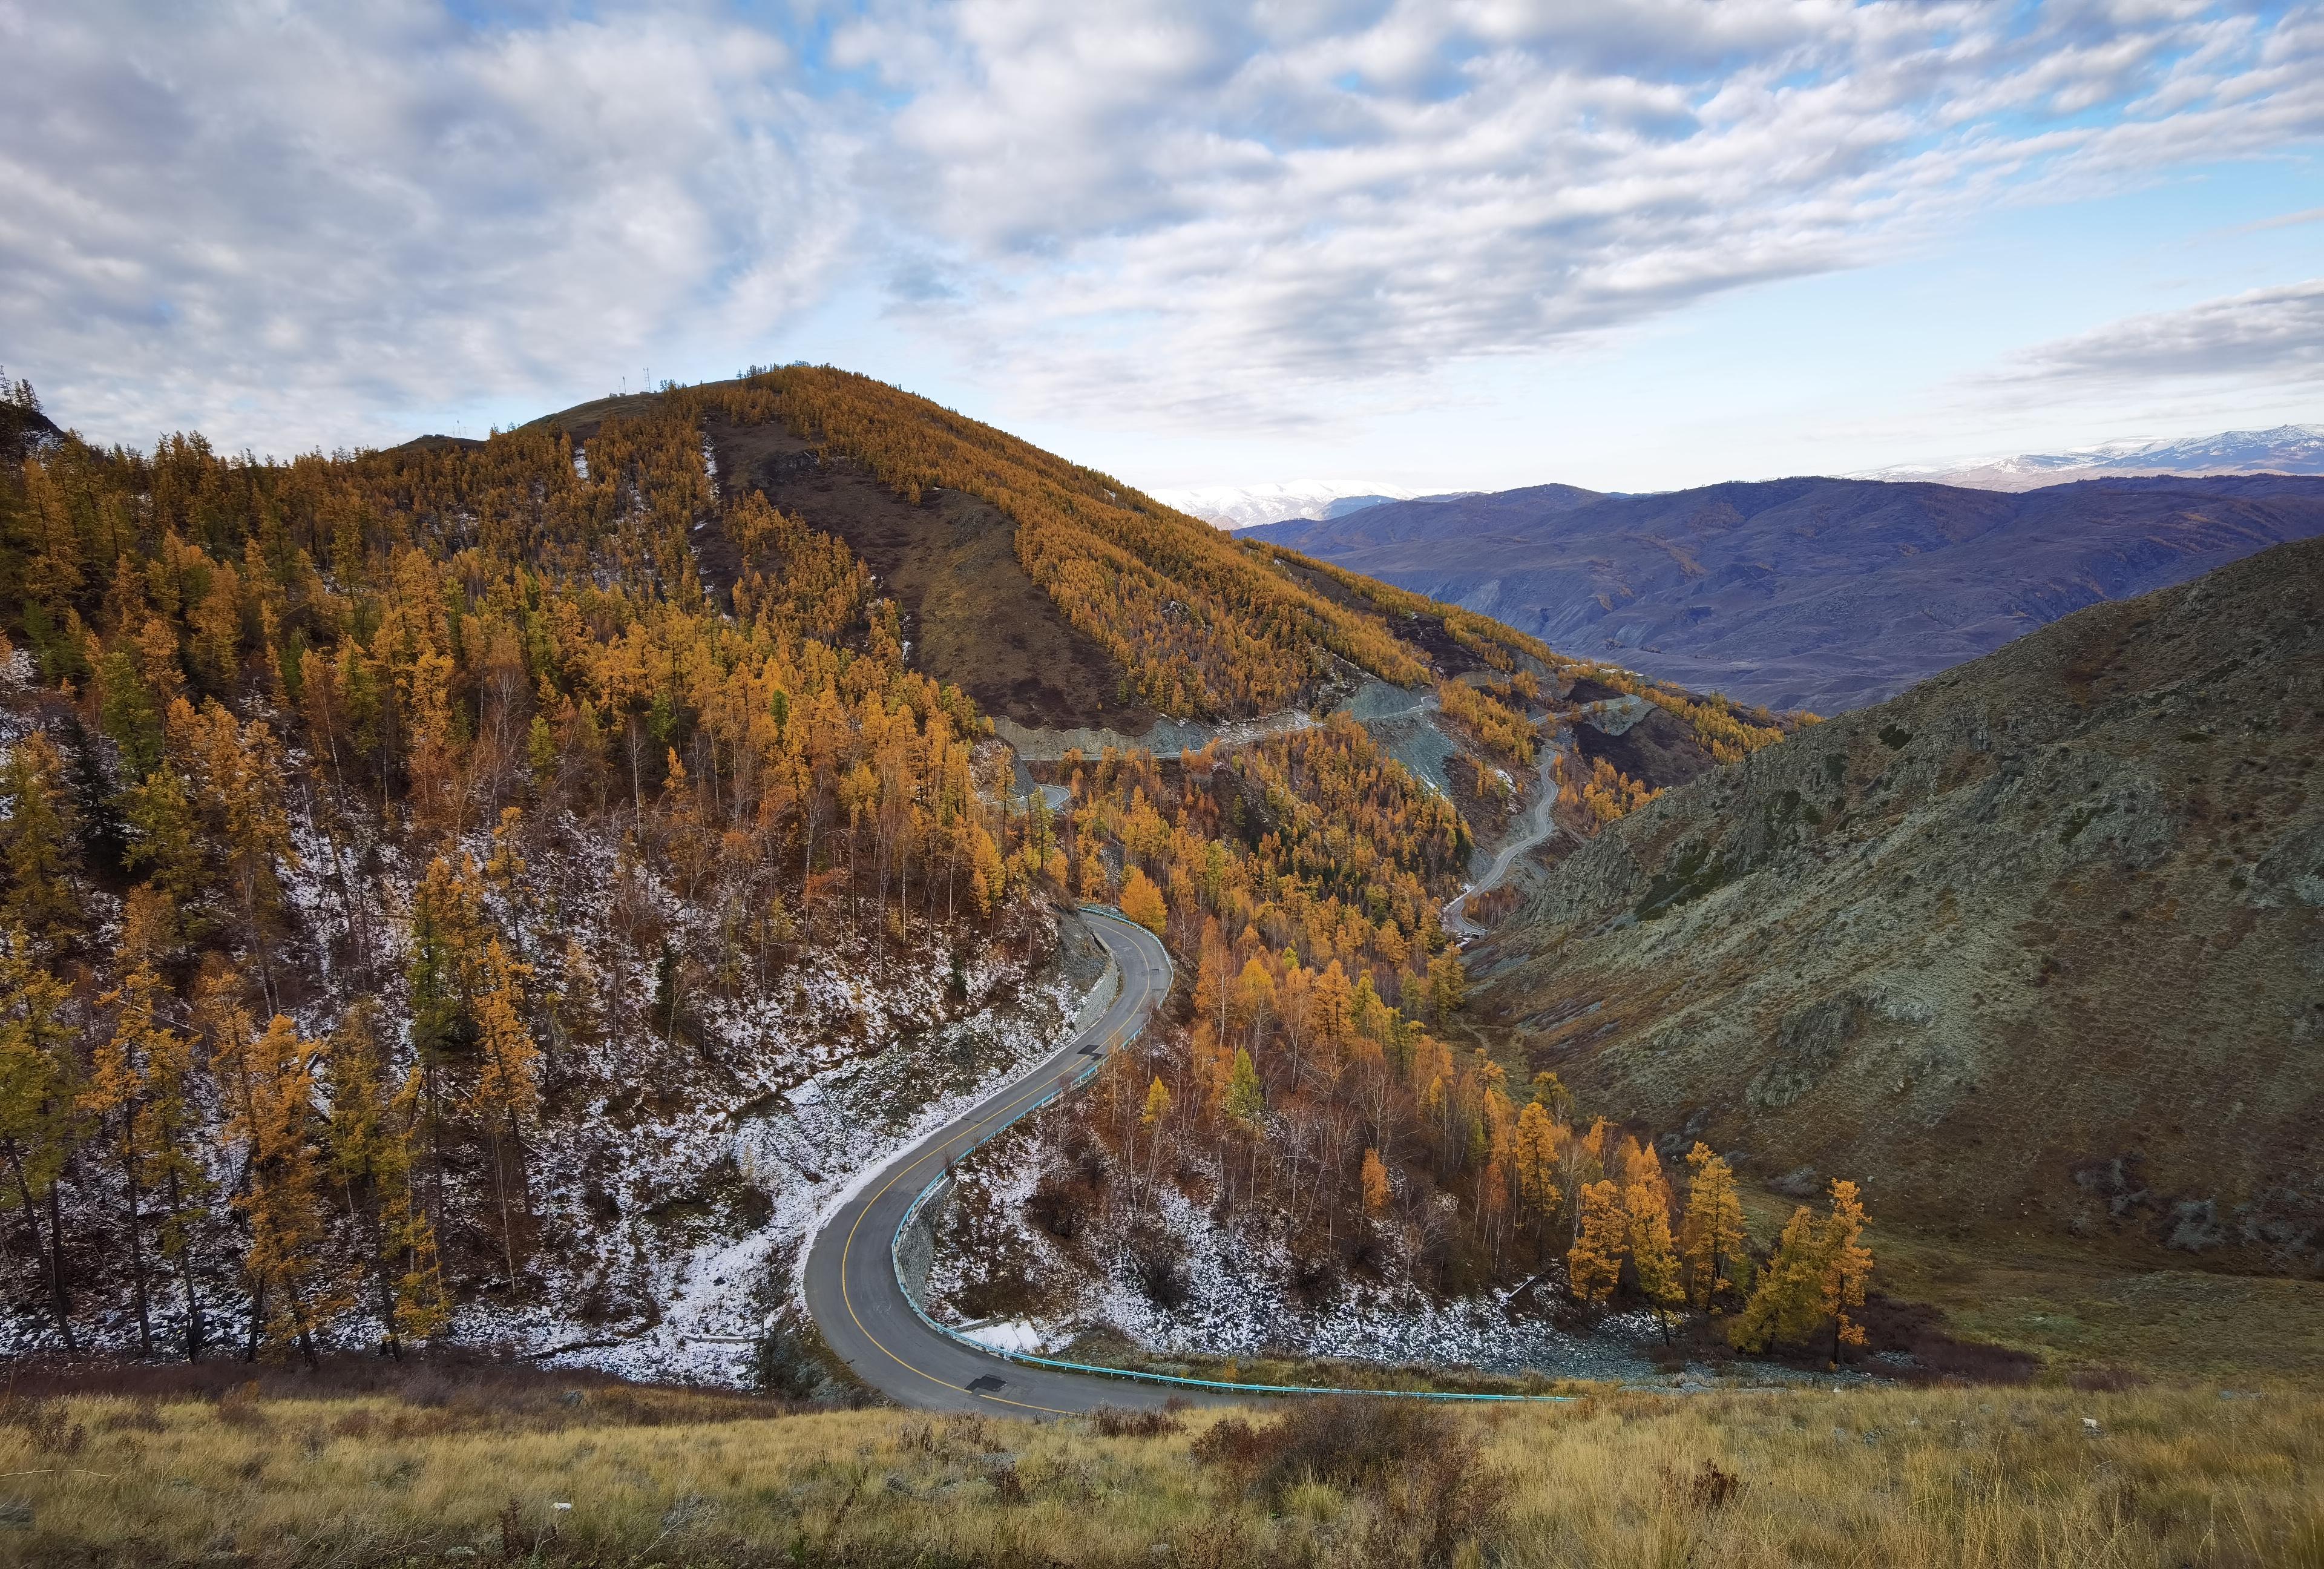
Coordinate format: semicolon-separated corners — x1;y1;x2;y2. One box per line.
522;390;668;446
1570;706;1716;792
704;411;1157;735
1561;676;1627;705
1268;557;1495;678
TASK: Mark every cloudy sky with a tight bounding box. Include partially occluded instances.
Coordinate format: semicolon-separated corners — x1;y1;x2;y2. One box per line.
3;0;2320;494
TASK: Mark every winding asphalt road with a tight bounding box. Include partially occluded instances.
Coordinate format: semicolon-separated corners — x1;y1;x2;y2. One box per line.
801;909;1208;1415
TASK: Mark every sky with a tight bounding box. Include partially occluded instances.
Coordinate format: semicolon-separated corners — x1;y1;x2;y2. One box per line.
2;0;2320;496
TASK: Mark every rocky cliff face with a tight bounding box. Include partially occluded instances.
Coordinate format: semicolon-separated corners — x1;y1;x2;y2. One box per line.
1468;537;2324;1269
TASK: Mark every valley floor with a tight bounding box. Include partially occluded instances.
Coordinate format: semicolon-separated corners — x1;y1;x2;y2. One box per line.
1;1360;2316;1567
1863;1216;2324;1383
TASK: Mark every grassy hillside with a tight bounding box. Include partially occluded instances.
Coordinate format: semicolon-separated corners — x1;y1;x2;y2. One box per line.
1;1366;2317;1567
1466;535;2324;1269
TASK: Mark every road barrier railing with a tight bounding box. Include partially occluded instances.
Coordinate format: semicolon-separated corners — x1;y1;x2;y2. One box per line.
888;907;1571;1404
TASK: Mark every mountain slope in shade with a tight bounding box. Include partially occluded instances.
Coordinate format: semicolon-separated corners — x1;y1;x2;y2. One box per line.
1863;423;2324;492
1467;535;2324;1271
1248;474;2324;713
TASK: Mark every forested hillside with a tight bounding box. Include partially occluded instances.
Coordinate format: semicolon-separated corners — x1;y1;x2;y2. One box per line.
0;377;1082;1367
699;370;1437;719
0;366;1813;1378
932;714;1879;1375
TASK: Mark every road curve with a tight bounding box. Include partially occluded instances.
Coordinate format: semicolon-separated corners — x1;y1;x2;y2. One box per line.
801;908;1205;1415
1443;740;1562;939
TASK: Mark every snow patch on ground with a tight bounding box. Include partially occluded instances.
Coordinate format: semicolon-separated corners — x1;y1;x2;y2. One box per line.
927;1130;1664;1384
0;665;1106;1383
471;950;1092;1387
963;1318;1068;1354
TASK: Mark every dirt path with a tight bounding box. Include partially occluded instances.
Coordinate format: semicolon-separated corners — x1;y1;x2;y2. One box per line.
1442;738;1562;939
994;679;1434;763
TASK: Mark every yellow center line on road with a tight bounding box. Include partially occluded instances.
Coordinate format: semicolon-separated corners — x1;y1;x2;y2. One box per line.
837;1067;1088;1414
832;925;1161;1416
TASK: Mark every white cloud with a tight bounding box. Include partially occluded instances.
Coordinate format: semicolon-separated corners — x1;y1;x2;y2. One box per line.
2007;278;2324;383
839;0;2324;426
1;0;2319;455
0;1;853;452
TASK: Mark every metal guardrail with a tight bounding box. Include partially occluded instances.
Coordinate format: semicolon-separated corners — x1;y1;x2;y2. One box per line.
888;909;1571;1404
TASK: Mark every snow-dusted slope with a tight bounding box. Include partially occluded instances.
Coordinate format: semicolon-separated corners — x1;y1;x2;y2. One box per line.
1858;423;2324;492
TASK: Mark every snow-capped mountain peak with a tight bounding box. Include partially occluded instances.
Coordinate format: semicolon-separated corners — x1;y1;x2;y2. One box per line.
1150;481;1418;530
1855;423;2324;492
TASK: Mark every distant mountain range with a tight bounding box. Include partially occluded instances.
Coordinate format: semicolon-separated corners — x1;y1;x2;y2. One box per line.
1180;423;2323;532
1246;473;2324;713
1853;423;2324;492
1153;481;1481;530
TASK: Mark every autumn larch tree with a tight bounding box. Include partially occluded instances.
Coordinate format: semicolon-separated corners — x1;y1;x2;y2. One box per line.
1567;1179;1627;1306
100;887;207;1360
0;926;79;1351
1223;1047;1264;1127
1820;1179;1874;1366
143;999;208;1361
227;1015;352;1367
1679;1142;1748;1311
1233;956;1276;1052
83;937;180;1355
1119;864;1167;936
384;1064;451;1349
1626;1182;1684;1344
1729;1205;1817;1354
121;765;208;940
320;997;448;1352
1361;1148;1390;1217
1426;949;1466;1022
0;731;83;950
168;698;300;1009
1529;1070;1574;1125
1511;1100;1564;1249
1729;1178;1874;1364
472;938;540;1289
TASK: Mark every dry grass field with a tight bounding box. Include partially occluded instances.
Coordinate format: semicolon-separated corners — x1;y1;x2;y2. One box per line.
1;1366;2317;1567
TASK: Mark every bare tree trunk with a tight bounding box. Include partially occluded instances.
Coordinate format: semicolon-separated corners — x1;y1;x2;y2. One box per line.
167;1165;205;1361
119;1121;153;1354
495;1128;520;1291
244;1274;266;1363
5;1140;76;1354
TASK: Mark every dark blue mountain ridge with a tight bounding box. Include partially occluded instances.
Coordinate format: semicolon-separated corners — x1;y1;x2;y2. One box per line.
1246;473;2324;712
